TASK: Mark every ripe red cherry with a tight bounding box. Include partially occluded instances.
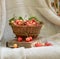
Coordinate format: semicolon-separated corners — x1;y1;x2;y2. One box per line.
25;37;32;42
45;42;53;46
13;22;18;26
17;21;21;25
30;20;33;23
35;43;43;47
15;20;24;25
15;20;20;24
29;37;32;41
26;22;31;26
26;37;31;42
32;19;36;22
17;37;22;42
32;22;36;25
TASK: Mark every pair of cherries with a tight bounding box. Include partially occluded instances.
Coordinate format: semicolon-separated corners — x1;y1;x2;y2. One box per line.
35;42;53;47
17;37;32;42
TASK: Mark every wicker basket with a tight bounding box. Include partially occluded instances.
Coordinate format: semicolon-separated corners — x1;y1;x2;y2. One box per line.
9;23;43;38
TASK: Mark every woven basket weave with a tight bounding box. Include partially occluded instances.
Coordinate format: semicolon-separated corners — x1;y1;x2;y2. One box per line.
9;23;43;38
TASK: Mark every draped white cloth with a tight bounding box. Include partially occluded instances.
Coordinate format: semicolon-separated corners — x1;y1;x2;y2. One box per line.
37;0;60;25
0;0;60;40
1;47;26;59
1;33;60;59
1;46;60;59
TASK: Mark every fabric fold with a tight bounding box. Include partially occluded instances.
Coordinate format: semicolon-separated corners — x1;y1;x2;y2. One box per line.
0;0;6;40
1;47;26;59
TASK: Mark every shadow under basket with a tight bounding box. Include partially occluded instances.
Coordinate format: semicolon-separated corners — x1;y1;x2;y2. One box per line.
9;23;43;38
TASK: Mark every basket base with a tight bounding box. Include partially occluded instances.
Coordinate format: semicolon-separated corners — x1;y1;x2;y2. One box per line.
15;35;38;39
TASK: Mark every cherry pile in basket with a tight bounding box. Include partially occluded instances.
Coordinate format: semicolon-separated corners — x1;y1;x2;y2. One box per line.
9;16;43;26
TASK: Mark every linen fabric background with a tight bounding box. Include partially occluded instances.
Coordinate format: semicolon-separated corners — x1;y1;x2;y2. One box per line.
0;0;6;40
0;0;60;41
